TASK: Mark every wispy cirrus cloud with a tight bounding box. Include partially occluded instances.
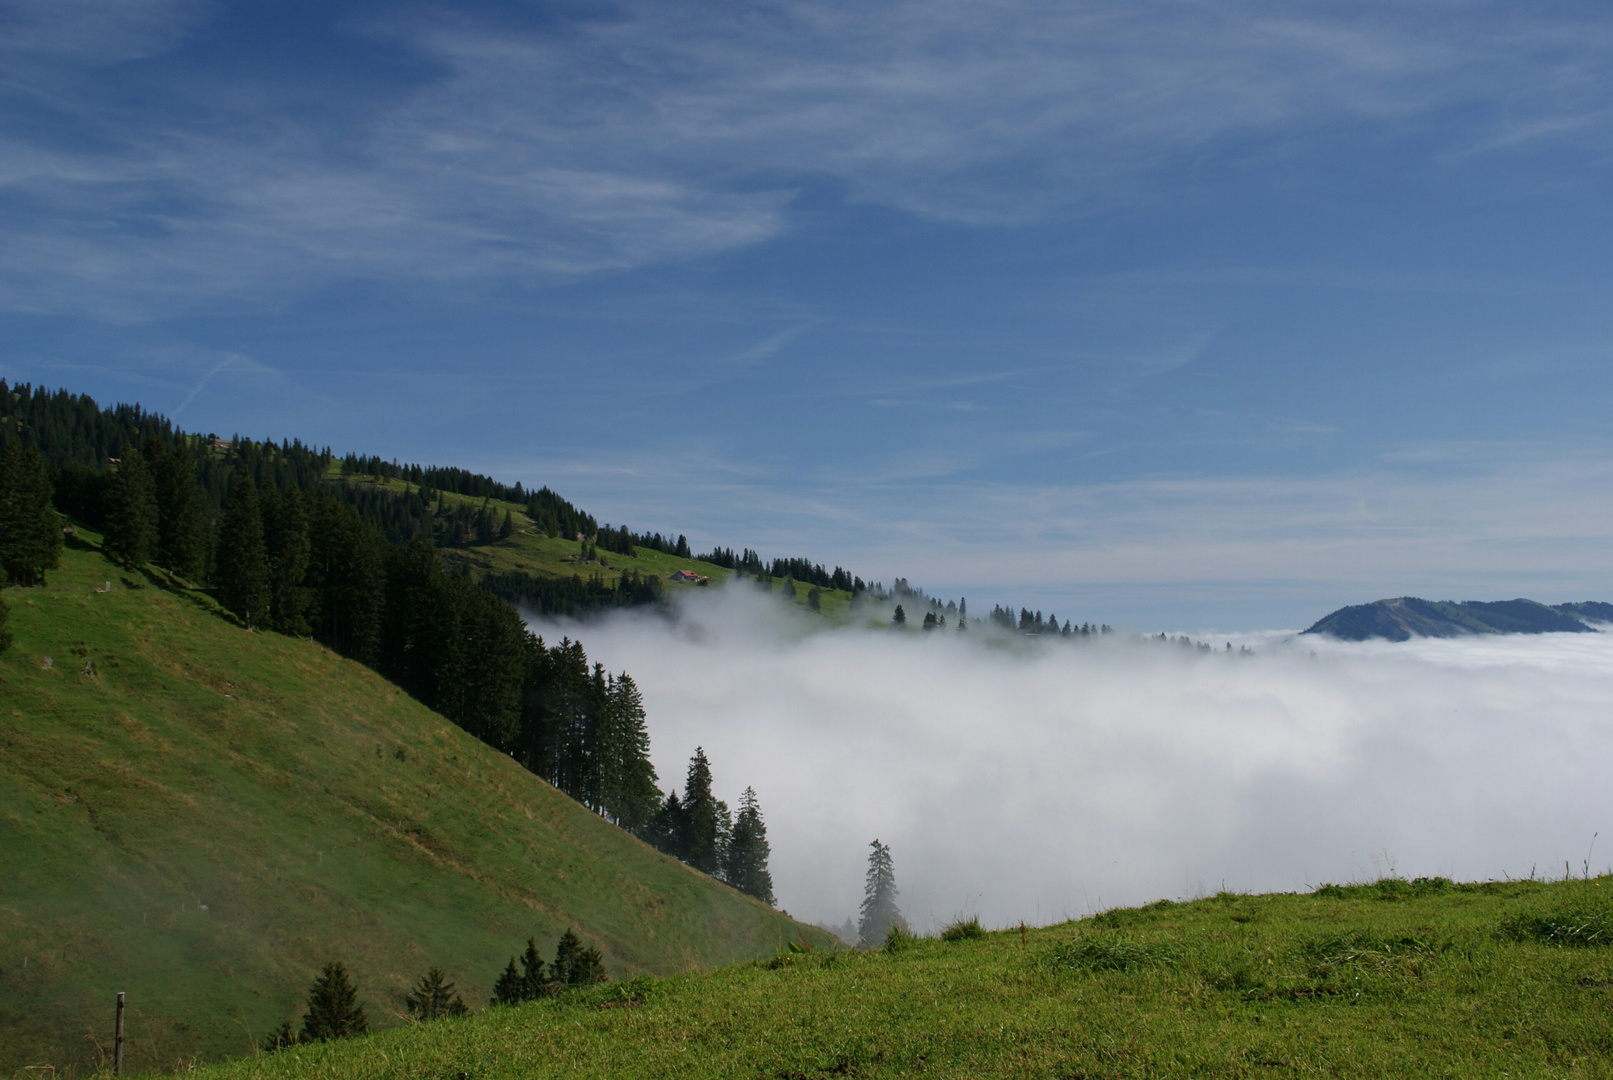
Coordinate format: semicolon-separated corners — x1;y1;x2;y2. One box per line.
2;1;1612;317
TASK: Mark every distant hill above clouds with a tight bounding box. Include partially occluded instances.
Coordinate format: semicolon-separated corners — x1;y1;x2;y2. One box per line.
1303;598;1612;641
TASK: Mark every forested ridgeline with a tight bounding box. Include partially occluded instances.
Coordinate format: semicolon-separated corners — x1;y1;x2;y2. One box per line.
0;382;775;901
0;381;594;552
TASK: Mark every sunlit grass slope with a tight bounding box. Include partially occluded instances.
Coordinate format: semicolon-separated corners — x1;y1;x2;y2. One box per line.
0;538;821;1077
331;471;862;617
196;876;1613;1080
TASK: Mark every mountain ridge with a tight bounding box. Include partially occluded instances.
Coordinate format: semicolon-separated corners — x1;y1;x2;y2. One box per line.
1302;597;1611;641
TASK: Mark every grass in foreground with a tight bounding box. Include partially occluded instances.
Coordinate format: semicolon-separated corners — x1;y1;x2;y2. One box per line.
194;876;1613;1080
1;539;820;1077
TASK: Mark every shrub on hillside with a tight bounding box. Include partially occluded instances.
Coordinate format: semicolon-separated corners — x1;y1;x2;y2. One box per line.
941;916;985;942
884;924;919;953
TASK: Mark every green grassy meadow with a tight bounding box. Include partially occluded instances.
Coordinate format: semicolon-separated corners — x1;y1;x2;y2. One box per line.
194;876;1613;1080
0;538;824;1077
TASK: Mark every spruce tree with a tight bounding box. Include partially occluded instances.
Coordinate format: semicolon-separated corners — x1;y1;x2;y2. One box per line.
519;936;553;999
299;960;368;1041
490;958;526;1005
499;510;514;540
722;786;774;904
681;748;723;875
404;967;468;1020
103;446;159;569
892;604;906;626
0;442;63;586
215;468;270;629
778;578;795;601
551;929;606;986
597;672;661;833
647;789;686;857
858;839;901;948
147;437;209;580
265;488;312;635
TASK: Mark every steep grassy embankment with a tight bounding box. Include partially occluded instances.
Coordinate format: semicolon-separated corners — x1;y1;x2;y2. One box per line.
0;538;822;1077
194;876;1613;1080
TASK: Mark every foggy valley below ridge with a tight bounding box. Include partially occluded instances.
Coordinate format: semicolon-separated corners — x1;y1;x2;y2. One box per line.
530;588;1613;933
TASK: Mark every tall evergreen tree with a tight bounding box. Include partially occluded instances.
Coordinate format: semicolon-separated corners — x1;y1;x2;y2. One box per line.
722;786;774;904
858;839;901;948
519;935;553;1000
647;789;686;858
145;436;209;579
305;490;385;662
215;467;270;628
490;959;525;1006
404;967;468;1020
264;488;312;635
300;960;369;1042
681;748;724;875
102;446;159;569
892;604;906;626
595;672;661;833
0;442;61;586
778;577;795;601
551;929;606;986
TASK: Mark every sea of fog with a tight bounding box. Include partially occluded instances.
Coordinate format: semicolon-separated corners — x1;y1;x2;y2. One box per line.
527;589;1613;933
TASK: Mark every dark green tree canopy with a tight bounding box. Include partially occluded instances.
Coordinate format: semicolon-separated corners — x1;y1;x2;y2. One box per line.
0;441;62;586
300;960;368;1042
215;467;270;629
490;958;526;1006
722;786;774;905
404;966;468;1021
102;445;158;570
551;928;606;986
680;748;724;876
145;436;210;580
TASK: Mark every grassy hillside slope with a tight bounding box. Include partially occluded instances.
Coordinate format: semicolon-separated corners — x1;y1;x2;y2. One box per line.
197;876;1613;1080
331;471;863;617
0;539;823;1077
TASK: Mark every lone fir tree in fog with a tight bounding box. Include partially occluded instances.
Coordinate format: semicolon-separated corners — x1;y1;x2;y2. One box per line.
858;839;901;947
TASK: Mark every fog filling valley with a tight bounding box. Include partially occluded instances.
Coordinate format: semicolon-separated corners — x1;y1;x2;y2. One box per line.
528;589;1613;933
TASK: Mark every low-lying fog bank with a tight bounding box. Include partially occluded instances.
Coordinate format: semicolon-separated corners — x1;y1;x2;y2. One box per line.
527;589;1613;933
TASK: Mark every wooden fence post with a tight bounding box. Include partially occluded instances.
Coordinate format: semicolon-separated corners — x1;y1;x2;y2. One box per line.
114;991;125;1075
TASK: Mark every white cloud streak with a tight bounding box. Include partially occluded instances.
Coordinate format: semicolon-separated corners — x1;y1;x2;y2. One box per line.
3;1;1612;314
540;588;1613;932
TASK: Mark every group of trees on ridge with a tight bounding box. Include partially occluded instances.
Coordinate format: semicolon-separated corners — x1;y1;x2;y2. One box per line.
0;381;776;901
698;545;865;594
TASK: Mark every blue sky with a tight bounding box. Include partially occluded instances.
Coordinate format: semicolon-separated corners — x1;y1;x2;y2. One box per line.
4;0;1613;629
